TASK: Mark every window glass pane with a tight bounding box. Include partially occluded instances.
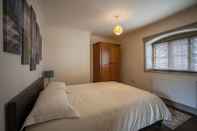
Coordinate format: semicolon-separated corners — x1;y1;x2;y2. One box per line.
145;43;153;69
168;39;188;70
153;43;168;69
191;37;197;71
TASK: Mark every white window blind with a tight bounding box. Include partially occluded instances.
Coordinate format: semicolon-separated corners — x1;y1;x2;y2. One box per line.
168;39;188;70
153;43;168;69
151;36;197;72
191;37;197;71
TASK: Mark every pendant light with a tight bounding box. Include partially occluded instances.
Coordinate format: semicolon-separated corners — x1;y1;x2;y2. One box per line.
113;16;123;36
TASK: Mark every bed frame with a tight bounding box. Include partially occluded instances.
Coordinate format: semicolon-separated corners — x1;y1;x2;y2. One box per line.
5;77;44;131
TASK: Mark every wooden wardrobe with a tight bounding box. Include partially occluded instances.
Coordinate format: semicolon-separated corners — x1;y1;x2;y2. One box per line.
93;42;120;82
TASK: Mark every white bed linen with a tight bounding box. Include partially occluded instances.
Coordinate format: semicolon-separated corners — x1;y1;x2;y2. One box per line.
23;85;80;128
26;82;171;131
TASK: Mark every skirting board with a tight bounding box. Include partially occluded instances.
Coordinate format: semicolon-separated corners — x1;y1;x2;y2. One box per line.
161;97;197;116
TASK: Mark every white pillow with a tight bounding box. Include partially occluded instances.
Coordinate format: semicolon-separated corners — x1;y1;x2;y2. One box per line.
23;86;80;128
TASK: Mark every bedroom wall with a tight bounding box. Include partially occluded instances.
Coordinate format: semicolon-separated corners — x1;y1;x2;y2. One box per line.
44;26;91;84
121;5;197;110
0;0;45;131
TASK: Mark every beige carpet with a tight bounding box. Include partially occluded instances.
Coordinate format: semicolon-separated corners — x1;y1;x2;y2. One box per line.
163;107;192;130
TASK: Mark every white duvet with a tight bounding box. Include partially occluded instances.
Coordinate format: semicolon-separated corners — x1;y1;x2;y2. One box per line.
26;82;171;131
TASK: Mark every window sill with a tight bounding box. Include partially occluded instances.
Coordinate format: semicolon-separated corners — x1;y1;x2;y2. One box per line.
144;69;197;74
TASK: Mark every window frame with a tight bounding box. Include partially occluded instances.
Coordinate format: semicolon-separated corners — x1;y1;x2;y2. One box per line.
143;22;197;74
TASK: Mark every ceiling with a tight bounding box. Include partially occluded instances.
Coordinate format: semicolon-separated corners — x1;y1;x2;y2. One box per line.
39;0;197;37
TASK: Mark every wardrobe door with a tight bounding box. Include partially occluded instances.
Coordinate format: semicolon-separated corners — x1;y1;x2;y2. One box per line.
110;45;120;63
93;42;120;82
100;44;111;81
93;44;100;82
111;63;120;81
110;45;120;81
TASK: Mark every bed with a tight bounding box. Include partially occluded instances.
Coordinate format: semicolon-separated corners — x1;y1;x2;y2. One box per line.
6;78;171;131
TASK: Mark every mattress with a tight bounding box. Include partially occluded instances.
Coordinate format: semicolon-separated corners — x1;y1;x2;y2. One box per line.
26;82;171;131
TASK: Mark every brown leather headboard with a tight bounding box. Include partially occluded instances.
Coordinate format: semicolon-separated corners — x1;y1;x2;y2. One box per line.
5;77;44;131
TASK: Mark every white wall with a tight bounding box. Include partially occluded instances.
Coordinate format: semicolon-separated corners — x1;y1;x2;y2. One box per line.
0;0;45;131
121;5;197;109
152;77;197;108
44;26;91;84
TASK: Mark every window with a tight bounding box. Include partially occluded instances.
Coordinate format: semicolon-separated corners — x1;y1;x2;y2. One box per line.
152;38;193;71
153;42;168;69
191;37;197;71
144;30;197;73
